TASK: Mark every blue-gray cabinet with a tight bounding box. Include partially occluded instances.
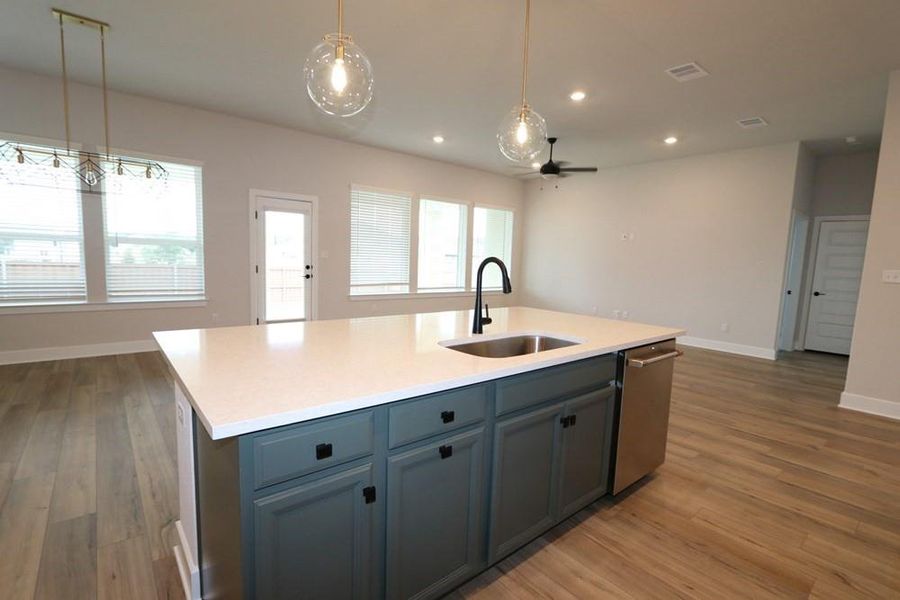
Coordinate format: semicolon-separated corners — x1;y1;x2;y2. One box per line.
254;463;376;600
194;354;618;599
386;427;486;599
489;381;615;562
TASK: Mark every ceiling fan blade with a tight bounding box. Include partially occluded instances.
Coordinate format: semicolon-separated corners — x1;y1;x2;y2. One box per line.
559;167;598;172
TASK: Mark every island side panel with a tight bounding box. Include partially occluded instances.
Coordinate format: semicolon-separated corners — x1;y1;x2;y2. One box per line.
195;414;244;598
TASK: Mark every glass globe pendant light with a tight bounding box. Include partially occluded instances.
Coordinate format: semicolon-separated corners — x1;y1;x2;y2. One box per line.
497;0;547;162
304;0;374;117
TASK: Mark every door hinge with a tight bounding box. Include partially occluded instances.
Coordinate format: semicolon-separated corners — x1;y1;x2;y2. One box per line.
363;486;376;504
560;415;576;428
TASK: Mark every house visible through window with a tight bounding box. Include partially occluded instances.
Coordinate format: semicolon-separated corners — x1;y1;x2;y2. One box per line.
103;159;204;300
349;183;515;296
0;138;205;308
0;149;85;304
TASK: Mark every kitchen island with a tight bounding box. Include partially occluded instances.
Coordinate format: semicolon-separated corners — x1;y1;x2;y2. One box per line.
155;306;685;600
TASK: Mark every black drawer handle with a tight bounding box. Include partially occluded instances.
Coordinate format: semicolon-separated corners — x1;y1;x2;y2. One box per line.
441;410;455;424
315;443;333;460
439;445;453;459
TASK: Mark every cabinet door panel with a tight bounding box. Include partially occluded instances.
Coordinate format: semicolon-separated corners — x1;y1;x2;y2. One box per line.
489;403;562;562
559;385;615;519
253;463;374;600
386;428;485;600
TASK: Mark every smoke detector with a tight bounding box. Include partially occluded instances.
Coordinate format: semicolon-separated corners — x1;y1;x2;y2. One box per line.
665;62;709;82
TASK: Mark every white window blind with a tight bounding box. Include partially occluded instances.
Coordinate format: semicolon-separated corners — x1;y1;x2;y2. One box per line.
102;159;204;300
418;198;467;291
350;186;411;295
0;143;86;304
472;207;514;289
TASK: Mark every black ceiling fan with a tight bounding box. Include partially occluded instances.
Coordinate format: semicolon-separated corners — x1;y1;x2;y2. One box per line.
537;137;598;178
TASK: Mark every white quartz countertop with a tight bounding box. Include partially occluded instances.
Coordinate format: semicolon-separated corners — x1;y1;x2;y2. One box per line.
154;307;685;440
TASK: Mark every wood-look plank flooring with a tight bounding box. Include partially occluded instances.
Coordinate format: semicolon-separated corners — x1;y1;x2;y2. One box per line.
1;348;898;599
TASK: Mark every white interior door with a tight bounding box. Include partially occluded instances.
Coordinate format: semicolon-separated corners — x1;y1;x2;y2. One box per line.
804;219;869;354
778;212;809;351
255;197;313;324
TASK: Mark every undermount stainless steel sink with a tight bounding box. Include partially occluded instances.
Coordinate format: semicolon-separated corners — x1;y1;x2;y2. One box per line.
444;334;580;358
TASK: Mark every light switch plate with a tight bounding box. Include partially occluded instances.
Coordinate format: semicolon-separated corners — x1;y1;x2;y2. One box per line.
883;269;900;284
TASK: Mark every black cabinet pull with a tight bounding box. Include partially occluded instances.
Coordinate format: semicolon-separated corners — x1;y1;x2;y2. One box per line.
315;443;333;460
560;416;569;428
439;445;453;459
569;415;577;427
363;486;376;504
441;410;455;424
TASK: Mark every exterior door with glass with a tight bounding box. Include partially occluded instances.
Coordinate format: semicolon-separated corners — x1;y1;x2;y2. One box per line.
255;197;313;323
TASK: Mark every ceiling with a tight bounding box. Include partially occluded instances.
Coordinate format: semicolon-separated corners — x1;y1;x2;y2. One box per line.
1;1;898;175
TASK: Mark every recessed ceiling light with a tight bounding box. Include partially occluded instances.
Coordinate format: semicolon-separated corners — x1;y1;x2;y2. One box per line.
531;162;541;169
846;136;859;144
569;90;586;102
432;135;444;144
664;136;678;145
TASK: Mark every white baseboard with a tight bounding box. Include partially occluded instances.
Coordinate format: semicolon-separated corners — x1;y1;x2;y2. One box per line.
839;391;900;421
678;336;777;360
0;339;157;365
174;520;201;600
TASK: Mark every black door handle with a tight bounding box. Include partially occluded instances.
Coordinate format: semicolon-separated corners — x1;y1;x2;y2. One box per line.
439;445;453;459
786;290;792;295
441;410;455;424
813;291;825;297
315;443;333;460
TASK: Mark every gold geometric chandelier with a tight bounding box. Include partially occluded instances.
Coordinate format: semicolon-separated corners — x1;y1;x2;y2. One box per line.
0;8;166;188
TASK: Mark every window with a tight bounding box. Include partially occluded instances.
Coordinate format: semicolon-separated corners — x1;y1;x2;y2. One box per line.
417;198;467;291
472;206;514;289
0;137;205;309
103;159;204;300
350;186;411;295
0;148;85;304
348;183;516;297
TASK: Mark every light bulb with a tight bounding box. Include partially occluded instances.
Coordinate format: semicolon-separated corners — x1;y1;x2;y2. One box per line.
145;164;152;179
330;58;348;94
16;150;24;164
497;104;547;162
304;34;374;117
84;169;98;186
117;161;124;175
53;155;60;168
516;119;529;145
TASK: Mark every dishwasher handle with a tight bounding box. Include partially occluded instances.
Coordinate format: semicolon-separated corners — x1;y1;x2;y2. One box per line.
627;349;683;368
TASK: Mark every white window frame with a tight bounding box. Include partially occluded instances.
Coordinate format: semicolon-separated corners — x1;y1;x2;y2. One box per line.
347;184;517;300
0;133;207;315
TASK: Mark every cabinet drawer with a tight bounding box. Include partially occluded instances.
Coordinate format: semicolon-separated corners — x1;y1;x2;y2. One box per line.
252;410;374;489
388;384;488;449
495;355;616;416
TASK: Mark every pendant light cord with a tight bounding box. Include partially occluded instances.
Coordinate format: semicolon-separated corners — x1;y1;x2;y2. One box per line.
520;0;530;109
338;0;343;38
58;13;72;155
100;24;110;159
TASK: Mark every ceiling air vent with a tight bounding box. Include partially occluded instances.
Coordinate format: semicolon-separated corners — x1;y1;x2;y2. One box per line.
665;62;709;82
737;117;769;129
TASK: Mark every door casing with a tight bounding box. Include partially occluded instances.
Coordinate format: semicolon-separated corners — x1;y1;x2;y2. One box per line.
248;189;319;324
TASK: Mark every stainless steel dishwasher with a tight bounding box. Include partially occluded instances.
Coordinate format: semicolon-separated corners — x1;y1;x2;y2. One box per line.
611;339;681;494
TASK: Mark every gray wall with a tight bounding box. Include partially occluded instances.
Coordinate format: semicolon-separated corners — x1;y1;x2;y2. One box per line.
811;151;879;217
844;70;900;410
520;143;802;355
